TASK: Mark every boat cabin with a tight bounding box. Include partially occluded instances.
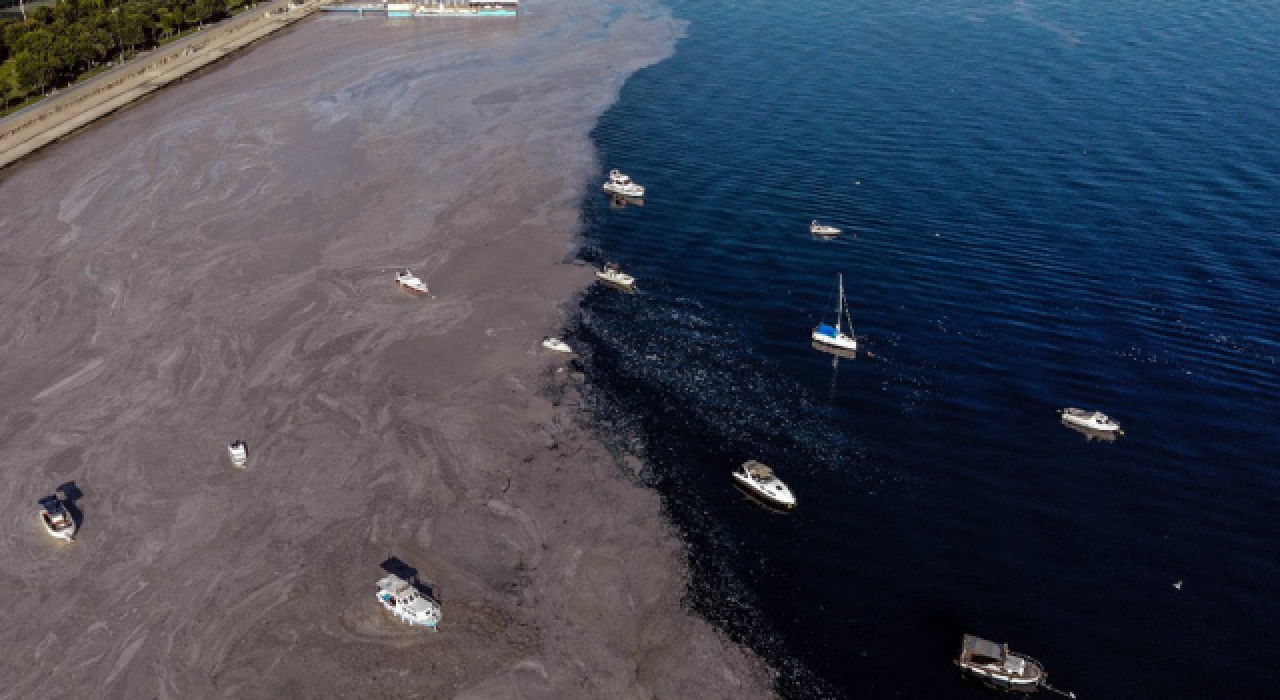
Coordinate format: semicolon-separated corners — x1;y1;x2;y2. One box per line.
957;634;1043;686
743;461;776;482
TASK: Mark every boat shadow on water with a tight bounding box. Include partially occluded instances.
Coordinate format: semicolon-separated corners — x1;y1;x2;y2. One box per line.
56;481;85;536
380;556;440;602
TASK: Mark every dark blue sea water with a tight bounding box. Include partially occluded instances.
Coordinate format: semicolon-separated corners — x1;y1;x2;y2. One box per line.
571;0;1280;697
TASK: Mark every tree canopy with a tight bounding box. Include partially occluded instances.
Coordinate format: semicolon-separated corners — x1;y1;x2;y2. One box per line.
1;0;254;102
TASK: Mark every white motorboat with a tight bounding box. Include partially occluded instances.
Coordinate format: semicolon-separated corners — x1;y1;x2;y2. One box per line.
395;269;430;296
955;634;1047;691
376;574;441;628
810;220;842;237
542;337;572;354
228;440;249;468
38;495;76;541
732;460;796;509
602;169;645;198
596;262;636;290
812;273;858;352
1059;407;1123;434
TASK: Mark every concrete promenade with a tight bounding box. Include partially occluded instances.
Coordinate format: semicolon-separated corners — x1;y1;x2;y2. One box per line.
0;0;322;171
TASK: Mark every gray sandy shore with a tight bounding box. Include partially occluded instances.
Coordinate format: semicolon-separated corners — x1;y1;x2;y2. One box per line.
0;2;776;698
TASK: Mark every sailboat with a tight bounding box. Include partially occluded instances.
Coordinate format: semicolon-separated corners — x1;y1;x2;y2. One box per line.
812;273;858;352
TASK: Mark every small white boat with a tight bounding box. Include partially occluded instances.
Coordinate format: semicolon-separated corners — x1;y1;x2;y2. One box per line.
395;269;430;296
810;220;842;237
596;262;636;289
376;574;441;628
732;460;796;509
542;337;572;354
956;634;1047;691
38;495;76;541
812;273;858;352
602;169;645;198
228;440;249;468
1059;407;1123;434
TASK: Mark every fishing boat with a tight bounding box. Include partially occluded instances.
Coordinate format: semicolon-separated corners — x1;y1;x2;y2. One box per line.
228;440;249;468
1059;407;1123;434
38;495;77;541
542;337;572;354
811;220;842;237
602;169;645;198
376;574;442;628
732;460;796;509
956;634;1046;691
812;273;858;352
395;269;430;297
596;262;636;290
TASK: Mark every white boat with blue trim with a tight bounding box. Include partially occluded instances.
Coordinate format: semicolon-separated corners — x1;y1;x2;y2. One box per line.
812;273;857;352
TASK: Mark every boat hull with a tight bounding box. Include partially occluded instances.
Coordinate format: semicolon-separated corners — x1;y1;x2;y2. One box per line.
40;512;76;541
812;330;857;352
397;281;430;296
957;660;1044;692
1059;409;1122;433
596;273;635;290
732;473;796;510
602;183;644;198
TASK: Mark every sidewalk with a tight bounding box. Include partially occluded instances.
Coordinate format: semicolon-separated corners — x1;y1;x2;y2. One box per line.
0;0;322;171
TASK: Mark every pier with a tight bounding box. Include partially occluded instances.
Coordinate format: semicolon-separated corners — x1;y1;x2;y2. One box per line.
321;0;518;16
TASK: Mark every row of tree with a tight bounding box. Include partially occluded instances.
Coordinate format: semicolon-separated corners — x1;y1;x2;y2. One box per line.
1;0;254;100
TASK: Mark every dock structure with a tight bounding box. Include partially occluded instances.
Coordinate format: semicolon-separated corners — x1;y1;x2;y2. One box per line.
321;0;518;16
0;0;324;170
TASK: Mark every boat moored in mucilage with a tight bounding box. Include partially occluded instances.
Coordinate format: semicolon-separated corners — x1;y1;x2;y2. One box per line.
542;337;572;354
376;574;442;628
396;269;430;296
602;169;645;198
596;262;636;290
38;495;77;541
956;634;1050;692
1059;407;1123;435
732;460;796;509
810;220;841;237
228;440;249;469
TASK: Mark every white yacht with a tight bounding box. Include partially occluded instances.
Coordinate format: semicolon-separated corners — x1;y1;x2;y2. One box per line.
602;169;645;198
810;220;842;237
395;269;430;296
812;273;857;352
38;495;76;541
542;337;572;354
596;262;636;290
1059;408;1123;434
376;574;442;628
228;440;249;469
732;460;796;509
955;635;1047;691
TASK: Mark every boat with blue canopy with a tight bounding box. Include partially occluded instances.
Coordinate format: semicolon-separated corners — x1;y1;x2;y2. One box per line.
812;273;857;352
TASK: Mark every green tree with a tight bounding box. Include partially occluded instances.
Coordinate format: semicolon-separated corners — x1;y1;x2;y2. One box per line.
15;49;57;94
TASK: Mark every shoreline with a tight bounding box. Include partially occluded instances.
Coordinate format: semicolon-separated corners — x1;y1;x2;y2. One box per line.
0;1;777;697
0;0;322;172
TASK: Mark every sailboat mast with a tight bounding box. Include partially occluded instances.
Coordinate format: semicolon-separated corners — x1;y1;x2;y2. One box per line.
837;273;846;334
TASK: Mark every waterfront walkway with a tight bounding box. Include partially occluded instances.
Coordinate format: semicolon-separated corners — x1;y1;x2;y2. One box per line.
0;0;323;171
